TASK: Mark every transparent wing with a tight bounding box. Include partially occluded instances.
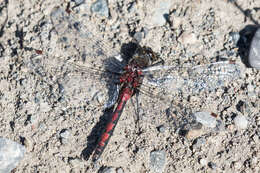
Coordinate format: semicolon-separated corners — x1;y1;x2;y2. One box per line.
140;61;241;101
25;54;120;109
24;7;126;109
49;7;125;69
137;61;241;131
186;61;241;93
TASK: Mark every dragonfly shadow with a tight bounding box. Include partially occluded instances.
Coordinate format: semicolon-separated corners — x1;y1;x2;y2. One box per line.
81;41;139;161
81;107;114;161
103;41;139;71
120;41;139;61
237;25;259;68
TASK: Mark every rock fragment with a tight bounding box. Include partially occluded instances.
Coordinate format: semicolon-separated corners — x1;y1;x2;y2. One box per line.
192;137;206;149
146;0;173;28
91;0;109;18
59;129;71;144
234;115;248;129
208;162;217;169
179;32;198;45
194;112;217;128
185;128;205;140
150;150;166;173
0;138;26;173
199;158;207;166
116;167;124;173
157;125;166;133
249;28;260;69
229;32;240;46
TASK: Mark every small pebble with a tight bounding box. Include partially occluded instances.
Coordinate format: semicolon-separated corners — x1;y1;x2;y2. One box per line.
194;112;217;128
249;28;260;69
149;0;173;27
234;115;248;129
252;156;258;165
236;100;247;113
179;32;198;45
59;129;71;144
150;150;166;173
247;84;255;93
127;2;136;13
69;158;84;169
133;31;144;43
185;129;205;140
214;120;225;132
39;101;51;112
116;167;124;173
60;129;70;138
157;125;166;133
229;32;240;46
91;0;109;18
208;162;217;169
199;158;207;166
0;138;26;173
233;161;242;169
192;137;206;149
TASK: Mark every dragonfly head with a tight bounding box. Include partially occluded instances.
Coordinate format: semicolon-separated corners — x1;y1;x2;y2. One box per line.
130;46;160;68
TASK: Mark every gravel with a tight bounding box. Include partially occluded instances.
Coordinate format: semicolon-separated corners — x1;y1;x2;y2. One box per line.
0;0;259;172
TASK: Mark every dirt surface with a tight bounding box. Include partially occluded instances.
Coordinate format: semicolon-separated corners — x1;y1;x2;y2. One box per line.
0;0;260;172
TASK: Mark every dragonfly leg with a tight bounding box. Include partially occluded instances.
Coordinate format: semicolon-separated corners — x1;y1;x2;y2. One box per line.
131;90;142;135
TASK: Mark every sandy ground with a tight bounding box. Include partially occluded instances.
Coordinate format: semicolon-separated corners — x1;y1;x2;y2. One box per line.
0;0;260;172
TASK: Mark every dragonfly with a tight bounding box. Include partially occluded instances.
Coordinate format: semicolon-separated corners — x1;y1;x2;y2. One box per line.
25;7;241;162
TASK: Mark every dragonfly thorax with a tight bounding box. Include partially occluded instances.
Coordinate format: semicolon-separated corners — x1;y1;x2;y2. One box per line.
130;46;160;68
119;64;142;89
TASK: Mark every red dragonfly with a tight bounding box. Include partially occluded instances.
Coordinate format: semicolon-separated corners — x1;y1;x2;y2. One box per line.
26;7;241;162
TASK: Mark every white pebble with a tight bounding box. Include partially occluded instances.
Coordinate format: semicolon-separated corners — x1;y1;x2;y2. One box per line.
0;138;26;173
147;0;173;28
179;32;198;45
233;161;242;169
199;158;207;166
194;112;217;128
234;115;248;129
249;28;260;69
